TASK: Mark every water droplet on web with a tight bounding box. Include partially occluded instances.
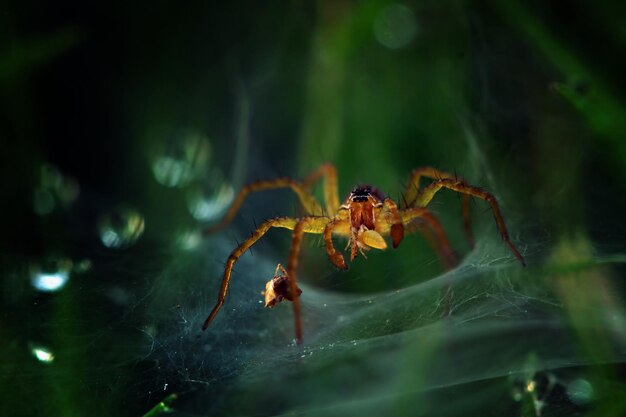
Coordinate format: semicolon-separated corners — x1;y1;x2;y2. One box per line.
30;257;72;292
373;4;418;49
187;168;235;221
151;126;211;188
98;206;145;249
30;344;55;363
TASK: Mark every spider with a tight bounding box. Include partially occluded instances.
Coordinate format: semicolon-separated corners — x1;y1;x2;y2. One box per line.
201;164;525;344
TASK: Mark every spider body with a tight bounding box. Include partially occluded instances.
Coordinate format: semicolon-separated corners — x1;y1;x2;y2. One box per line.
202;164;525;344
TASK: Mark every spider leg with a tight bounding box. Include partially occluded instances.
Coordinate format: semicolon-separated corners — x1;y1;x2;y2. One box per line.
301;163;340;214
400;207;457;268
203;178;324;235
402;167;473;249
323;216;350;270
201;216;329;331
382;198;404;248
287;220;307;345
417;179;526;266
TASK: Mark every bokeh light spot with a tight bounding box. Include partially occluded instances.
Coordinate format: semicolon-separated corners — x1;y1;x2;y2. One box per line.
373;4;418;49
567;378;594;405
98;205;145;249
30;258;72;292
33;187;55;215
176;229;202;250
34;163;80;213
187;169;235;222
40;163;63;189
151;127;212;188
31;346;55;363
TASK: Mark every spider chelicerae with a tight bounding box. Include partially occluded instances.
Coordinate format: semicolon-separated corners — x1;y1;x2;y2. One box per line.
201;164;525;344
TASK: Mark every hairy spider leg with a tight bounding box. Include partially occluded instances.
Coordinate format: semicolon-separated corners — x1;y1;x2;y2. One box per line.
417;179;526;266
399;207;458;268
201;216;330;331
382;198;404;248
323;211;350;270
287;220;306;344
301;163;340;215
203;179;324;235
402;167;474;248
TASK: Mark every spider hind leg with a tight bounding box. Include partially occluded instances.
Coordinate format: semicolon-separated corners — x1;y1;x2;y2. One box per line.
418;179;526;266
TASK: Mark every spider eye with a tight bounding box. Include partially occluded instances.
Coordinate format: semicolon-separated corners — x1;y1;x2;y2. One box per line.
351;195;369;202
351;185;372;202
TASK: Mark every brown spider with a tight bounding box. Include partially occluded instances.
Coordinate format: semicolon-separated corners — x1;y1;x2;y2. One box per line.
201;164;525;344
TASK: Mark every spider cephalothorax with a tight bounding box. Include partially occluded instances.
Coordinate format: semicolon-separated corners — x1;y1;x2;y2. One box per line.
201;164;525;344
342;185;401;261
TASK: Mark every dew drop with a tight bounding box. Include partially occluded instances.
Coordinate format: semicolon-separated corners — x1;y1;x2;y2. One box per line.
30;258;72;292
373;4;418;49
30;344;55;363
98;205;145;249
187;168;235;221
151;126;211;188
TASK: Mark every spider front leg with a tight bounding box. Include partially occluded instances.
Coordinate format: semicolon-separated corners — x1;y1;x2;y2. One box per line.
201;216;328;331
203;179;323;235
418;179;526;266
204;164;339;235
301;163;340;214
324;216;349;270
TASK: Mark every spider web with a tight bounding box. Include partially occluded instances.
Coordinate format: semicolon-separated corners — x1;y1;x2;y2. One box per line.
133;212;626;416
123;114;626;416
